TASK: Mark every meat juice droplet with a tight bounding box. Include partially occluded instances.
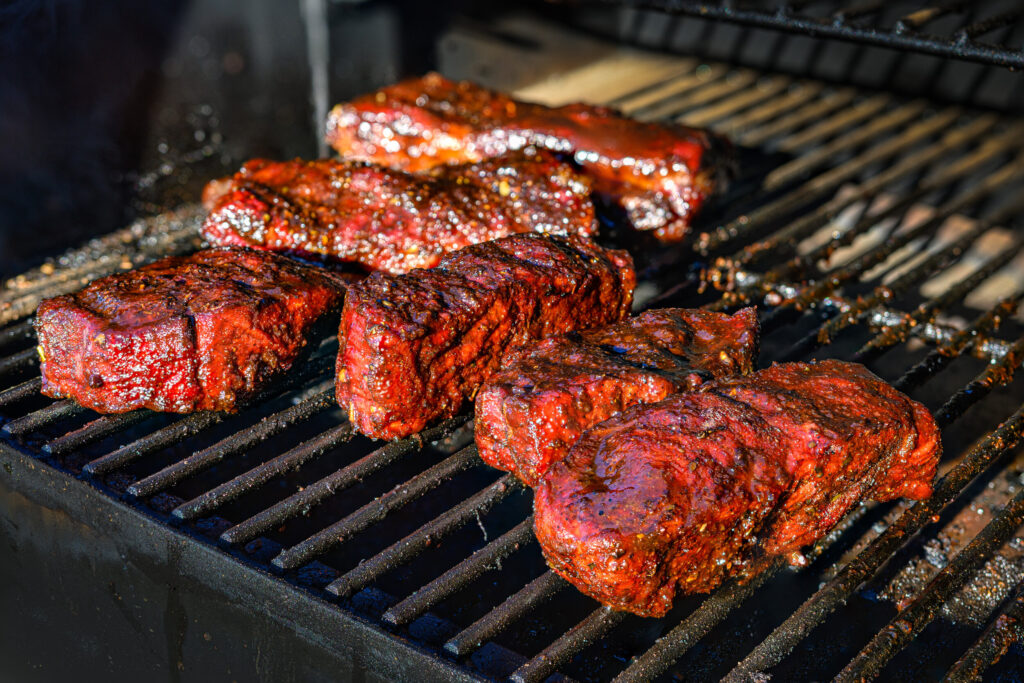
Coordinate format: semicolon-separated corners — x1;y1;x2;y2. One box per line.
788;550;808;567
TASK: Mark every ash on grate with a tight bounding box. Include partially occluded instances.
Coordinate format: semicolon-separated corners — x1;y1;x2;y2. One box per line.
877;466;1024;627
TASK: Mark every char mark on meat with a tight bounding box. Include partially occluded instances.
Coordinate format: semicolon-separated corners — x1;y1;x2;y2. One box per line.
201;151;596;275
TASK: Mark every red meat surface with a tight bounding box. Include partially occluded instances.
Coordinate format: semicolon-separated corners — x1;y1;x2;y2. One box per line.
336;233;635;440
35;248;345;413
325;73;730;241
475;307;759;486
201;151;596;275
534;360;941;617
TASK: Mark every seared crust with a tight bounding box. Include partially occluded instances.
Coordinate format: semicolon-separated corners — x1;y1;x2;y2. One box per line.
35;248;345;413
336;233;635;440
201;152;596;275
475;307;759;485
534;360;941;617
326;72;731;241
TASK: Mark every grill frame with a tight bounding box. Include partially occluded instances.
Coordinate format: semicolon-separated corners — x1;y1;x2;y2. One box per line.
3;44;1024;682
572;0;1024;69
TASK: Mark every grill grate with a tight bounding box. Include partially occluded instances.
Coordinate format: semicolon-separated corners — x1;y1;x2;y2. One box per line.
946;579;1024;682
573;0;1024;69
3;52;1024;681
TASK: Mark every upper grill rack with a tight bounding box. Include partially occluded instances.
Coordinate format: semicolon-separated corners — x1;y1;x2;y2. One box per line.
575;0;1024;69
4;52;1024;681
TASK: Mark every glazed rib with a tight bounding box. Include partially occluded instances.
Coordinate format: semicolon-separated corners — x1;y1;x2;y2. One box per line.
336;233;635;440
35;248;345;413
201;151;596;275
325;72;730;241
475;307;759;486
534;360;940;617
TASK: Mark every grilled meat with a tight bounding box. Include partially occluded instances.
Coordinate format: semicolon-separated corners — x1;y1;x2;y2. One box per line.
35;248;345;413
325;72;730;241
200;152;596;275
534;360;940;617
337;233;635;440
476;307;759;486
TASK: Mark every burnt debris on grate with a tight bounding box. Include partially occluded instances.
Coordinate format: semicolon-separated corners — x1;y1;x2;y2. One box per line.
2;54;1024;683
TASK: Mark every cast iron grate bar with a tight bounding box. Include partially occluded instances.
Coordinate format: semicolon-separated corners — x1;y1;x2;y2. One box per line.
0;206;200;297
2;398;84;437
958;9;1024;41
677;76;791;129
63;348;335;464
856;239;1024;353
620;65;732;119
770;93;890;154
777;197;1024;363
650;71;761;122
127;384;342;498
611;567;780;683
218;416;471;546
933;335;1024;427
0;318;34;348
717;110;994;263
271;444;482;570
382;516;535;627
603;63;699;109
0;205;203;326
0;347;38;378
445;571;568;658
718;128;1024;309
0;377;42;409
892;298;1021;394
85;412;226;476
737;151;1024;324
172;420;356;521
700;106;965;253
326;474;523;598
0;237;200;328
608;496;886;682
656;102;999;307
588;0;1024;68
44;411;154;457
717;81;825;137
835;487;1024;682
738;87;857;146
944;578;1024;682
83;356;337;477
833;0;887;23
511;607;627;683
3;254;132;301
896;1;969;32
763;99;932;190
894;332;1024;432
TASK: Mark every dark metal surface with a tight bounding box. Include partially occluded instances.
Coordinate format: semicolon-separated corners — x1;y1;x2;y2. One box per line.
0;438;485;683
572;0;1024;68
946;580;1024;682
4;51;1024;682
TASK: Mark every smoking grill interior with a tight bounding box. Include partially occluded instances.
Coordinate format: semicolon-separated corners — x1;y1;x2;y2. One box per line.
2;1;1024;681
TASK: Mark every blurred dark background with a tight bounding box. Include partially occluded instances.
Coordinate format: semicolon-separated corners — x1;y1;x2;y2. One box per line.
0;0;471;278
